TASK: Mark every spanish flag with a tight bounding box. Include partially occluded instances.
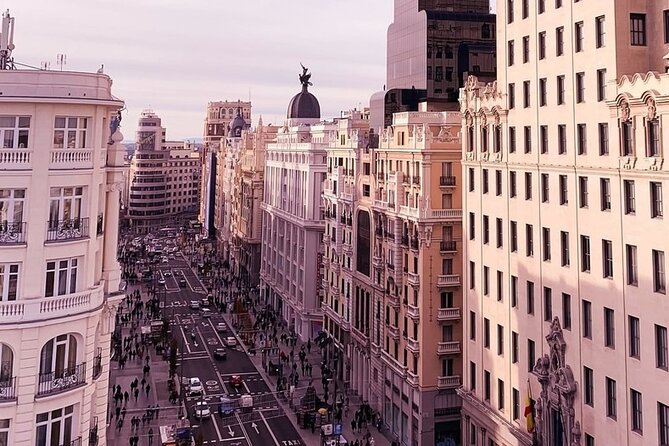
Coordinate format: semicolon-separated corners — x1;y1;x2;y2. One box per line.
524;382;535;433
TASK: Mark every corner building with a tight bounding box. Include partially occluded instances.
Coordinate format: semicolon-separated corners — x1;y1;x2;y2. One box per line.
322;109;466;445
0;69;125;445
460;1;669;445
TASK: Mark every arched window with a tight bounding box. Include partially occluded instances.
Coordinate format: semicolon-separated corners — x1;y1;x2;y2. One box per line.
40;334;77;377
0;343;13;381
356;210;371;276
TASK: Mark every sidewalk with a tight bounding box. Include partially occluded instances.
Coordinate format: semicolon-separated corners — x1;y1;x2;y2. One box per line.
222;303;394;446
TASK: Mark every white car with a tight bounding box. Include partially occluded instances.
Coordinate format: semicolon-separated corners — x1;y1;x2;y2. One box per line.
189;377;203;396
201;308;212;318
223;336;237;347
190;301;200;310
157;277;166;285
193;401;211;419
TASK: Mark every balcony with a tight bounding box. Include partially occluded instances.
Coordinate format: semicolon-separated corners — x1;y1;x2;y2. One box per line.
37;362;87;397
407;272;420;287
437;307;461;322
46;218;90;242
381;350;406;376
372;255;383;268
321;279;329;292
440;176;456;187
92;350;102;380
437;375;461;389
410;238;419;250
387;262;395;271
407;303;420;320
440;240;457;253
0;149;32;170
437;274;461;288
412;176;420;185
387;294;400;308
400;235;409;247
387;325;400;340
373;199;387;210
0;285;105;324
323;234;331;244
49;149;95;170
406;370;419;387
351;325;369;346
0;221;26;245
406;338;420;354
96;214;104;236
0;376;16;401
331;286;340;297
437;341;461;355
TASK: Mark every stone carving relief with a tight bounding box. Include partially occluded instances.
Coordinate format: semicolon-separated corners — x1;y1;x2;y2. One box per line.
416;125;424;142
620;101;631;121
465;75;479;92
647;97;657;121
479;111;487;128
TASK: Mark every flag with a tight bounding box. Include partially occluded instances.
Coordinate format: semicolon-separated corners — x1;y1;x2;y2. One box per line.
524;382;535;433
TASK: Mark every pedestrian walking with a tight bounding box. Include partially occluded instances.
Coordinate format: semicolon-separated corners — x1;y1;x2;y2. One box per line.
145;383;151;398
124;391;129;406
134;388;139;402
351;418;357;434
148;427;154;446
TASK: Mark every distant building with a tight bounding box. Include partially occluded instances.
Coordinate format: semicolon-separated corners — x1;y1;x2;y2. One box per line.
126;111;200;233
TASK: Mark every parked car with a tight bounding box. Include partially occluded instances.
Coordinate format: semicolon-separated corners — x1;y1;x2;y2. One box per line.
223;337;237;347
188;377;203;396
201;308;212;318
213;348;227;360
193;401;211;419
164;271;172;277
229;375;243;388
190;301;200;310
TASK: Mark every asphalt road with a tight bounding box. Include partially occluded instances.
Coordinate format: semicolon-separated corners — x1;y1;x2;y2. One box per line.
153;252;305;446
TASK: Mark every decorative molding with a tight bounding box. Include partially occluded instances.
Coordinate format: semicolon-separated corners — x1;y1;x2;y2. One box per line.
647;96;657;120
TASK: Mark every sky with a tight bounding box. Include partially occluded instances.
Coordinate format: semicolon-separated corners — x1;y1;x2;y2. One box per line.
7;0;393;140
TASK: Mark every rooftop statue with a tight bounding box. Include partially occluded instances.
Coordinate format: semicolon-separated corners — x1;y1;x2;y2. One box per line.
299;63;312;88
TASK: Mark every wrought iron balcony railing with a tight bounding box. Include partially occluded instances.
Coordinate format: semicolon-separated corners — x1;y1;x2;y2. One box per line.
440;176;456;186
37;362;86;396
0;221;26;244
46;218;89;242
0;376;16;400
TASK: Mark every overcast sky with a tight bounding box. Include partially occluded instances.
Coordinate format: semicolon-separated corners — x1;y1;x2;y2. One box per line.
7;0;393;140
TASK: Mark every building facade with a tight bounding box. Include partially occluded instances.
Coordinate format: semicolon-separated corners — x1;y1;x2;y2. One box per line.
200;101;251;239
260;73;330;341
460;2;669;445
0;68;125;446
126;111;200;233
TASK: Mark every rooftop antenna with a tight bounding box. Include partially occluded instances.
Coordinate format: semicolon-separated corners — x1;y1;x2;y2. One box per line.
56;53;67;71
0;10;16;70
41;61;51;70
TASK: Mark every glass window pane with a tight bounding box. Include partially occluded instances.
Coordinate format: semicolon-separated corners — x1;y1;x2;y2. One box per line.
66;131;76;148
53;130;64;148
0;117;14;128
67;118;78;128
18;117;30;128
3;130;14;148
54;117;66;128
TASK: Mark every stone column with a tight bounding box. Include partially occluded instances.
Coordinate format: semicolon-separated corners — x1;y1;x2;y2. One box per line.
102;130;126;295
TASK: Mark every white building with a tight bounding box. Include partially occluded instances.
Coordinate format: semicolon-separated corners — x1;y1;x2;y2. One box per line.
260;71;332;341
0;62;125;445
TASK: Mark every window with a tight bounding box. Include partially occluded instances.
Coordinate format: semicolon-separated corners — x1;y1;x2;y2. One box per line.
561;231;570;266
557;75;565;104
497;324;504;355
631;389;643;433
651;182;663;218
604;307;615;348
53;117;88;149
584;366;594;406
483;215;489;244
585;434;595;446
538;0;545;13
483;170;489;194
49;187;83;226
581;235;591;272
598;123;609;155
509;126;516;153
508;83;515;109
0;188;25;225
0;116;30;148
556;27;564;56
541;173;549;203
527;339;535;372
510;221;518;252
597;69;607;101
654;250;666;294
575;22;584;52
483;266;490;295
648;118;661;157
539;79;547;107
498;379;505;411
0;264;19;302
558;124;567;154
513;388;520;420
468;168;475;192
524;126;532;153
507;0;514;23
606;377;617;419
526;224;534;257
469;311;476;340
481;127;489;153
470;361;477;390
508;40;515;66
45;258;78;297
559;175;568;205
542;227;551;262
657;325;668;370
630;13;646;46
511;275;518;307
539;125;548;154
522;36;530;63
665;10;669;44
602;240;614;278
470;261;475;289
626;244;638;286
36;405;75;446
576;72;585;103
527;281;535;315
579;177;588;208
555;0;562;7
538;32;546;59
521;0;528;18
621;120;634;156
496;218;503;248
543;287;552;321
562;293;571;329
512;332;519;363
621;180;636;215
523;81;530;108
525;172;532;200
577;123;587;155
510;171;517;197
596;15;606;48
495;170;502;196
484;370;491;401
494;125;502;153
469;212;475;241
629;316;640;359
600;178;611;211
583;300;592;339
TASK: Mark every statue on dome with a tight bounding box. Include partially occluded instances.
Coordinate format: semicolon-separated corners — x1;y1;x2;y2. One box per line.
299;63;312;88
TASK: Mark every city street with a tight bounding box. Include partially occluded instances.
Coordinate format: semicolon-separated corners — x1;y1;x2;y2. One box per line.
154;252;305;446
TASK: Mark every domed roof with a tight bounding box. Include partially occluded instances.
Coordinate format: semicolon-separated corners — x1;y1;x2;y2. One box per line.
287;85;321;120
229;109;246;137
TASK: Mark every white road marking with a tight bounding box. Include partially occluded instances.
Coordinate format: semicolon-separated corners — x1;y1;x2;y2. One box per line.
210;405;225;441
179;326;192;353
234;412;252;444
259;410;281;446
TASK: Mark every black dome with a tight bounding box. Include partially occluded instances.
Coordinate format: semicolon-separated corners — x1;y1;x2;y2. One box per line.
229;109;246;137
287;85;321;119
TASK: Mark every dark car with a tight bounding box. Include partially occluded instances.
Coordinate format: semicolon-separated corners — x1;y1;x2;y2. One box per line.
179;278;187;287
213;348;227;360
229;375;243;388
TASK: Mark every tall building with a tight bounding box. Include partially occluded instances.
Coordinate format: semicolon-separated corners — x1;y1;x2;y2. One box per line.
370;0;496;131
126;111;200;233
200;101;251;239
460;2;669;445
0;15;125;444
260;69;332;341
230;118;278;286
322;109;466;445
